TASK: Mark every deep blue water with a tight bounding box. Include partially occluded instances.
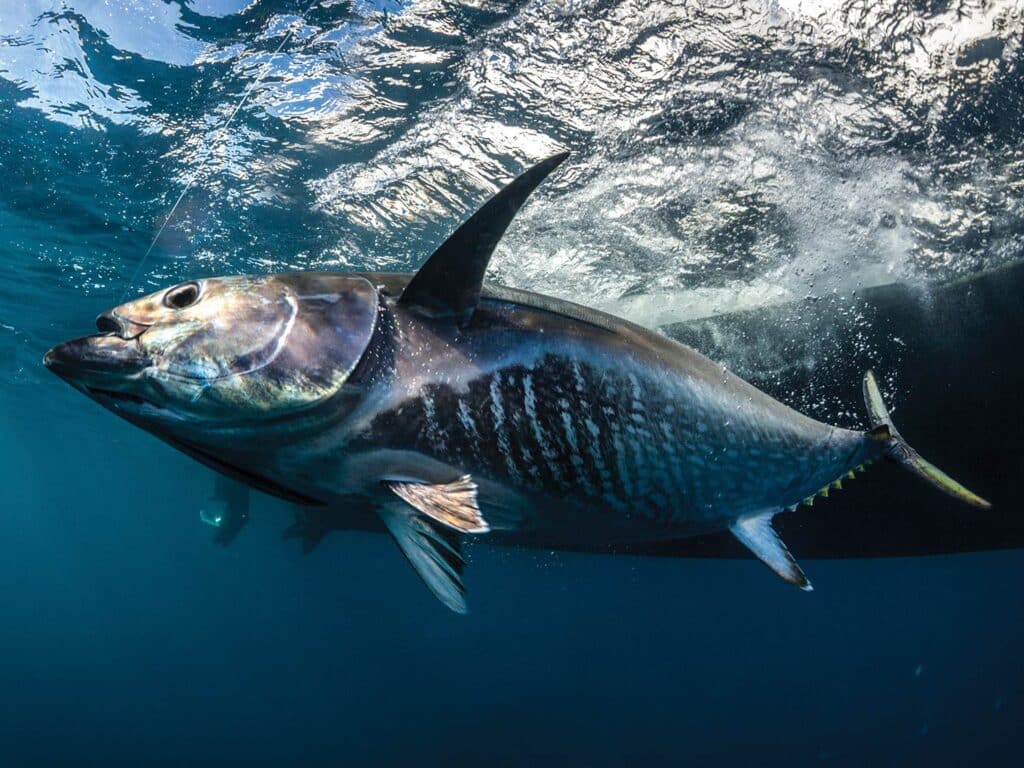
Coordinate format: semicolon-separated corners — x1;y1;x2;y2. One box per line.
2;1;1024;764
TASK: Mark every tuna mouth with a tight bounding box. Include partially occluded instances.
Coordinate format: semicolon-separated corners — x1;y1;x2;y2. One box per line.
44;334;150;381
85;386;160;409
45;335;161;411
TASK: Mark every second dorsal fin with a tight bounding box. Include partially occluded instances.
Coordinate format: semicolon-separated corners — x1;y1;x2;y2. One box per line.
398;151;570;326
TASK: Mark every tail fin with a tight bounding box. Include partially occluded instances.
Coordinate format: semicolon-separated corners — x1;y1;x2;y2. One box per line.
862;371;991;509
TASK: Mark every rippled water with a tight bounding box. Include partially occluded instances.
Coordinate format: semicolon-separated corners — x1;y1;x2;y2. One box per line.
4;0;1023;332
2;1;1023;764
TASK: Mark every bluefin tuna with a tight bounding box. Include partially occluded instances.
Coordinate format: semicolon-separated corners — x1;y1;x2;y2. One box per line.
44;153;989;612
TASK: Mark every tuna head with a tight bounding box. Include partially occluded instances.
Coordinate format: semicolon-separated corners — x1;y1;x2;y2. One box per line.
44;272;380;440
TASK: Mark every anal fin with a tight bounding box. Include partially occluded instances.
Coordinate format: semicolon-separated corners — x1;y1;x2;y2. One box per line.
730;513;812;591
379;502;468;614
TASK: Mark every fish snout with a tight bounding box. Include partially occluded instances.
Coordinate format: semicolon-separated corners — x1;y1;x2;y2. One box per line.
43;333;151;385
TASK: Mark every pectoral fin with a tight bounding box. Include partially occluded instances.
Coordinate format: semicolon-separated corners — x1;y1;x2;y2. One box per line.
385;475;489;534
730;513;812;591
379;502;468;614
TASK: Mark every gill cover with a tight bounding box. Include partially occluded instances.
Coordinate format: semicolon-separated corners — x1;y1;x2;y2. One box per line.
140;273;379;416
256;273;380;400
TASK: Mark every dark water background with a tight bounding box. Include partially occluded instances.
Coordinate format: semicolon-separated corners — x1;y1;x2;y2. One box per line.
2;1;1023;764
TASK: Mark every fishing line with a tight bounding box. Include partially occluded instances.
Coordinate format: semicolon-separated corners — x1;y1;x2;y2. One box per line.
120;27;296;303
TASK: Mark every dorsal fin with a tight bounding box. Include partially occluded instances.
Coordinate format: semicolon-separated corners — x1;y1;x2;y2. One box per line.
398;151;570;325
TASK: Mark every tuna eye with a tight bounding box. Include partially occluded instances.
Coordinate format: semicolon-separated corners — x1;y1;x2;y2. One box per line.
164;282;200;310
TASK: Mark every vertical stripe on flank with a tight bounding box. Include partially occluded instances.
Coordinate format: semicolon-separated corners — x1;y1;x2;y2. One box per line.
524;372;564;488
490;373;522;483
